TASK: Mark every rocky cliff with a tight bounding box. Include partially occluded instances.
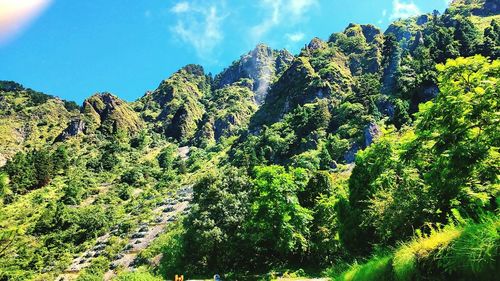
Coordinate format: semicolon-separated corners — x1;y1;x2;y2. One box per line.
214;44;294;105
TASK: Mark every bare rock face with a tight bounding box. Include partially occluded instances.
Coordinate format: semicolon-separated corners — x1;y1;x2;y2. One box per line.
411;31;425;53
0;154;6;167
364;122;381;148
307;37;327;51
215;44;294;105
344;143;360;164
56;119;86;141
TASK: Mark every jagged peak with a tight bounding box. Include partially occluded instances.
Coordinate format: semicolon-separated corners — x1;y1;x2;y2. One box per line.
83;92;129;114
307;37;327;51
179;64;206;76
254;42;271;50
85;92;122;104
213;43;294;105
329;23;382;45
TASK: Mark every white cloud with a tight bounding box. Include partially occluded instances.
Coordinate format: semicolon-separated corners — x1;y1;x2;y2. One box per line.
288;0;317;16
171;2;190;13
285;32;305;42
378;9;388;25
251;0;281;40
170;2;226;59
390;0;421;20
251;0;317;41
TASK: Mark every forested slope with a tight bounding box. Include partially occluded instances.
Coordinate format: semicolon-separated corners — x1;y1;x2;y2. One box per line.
0;0;498;280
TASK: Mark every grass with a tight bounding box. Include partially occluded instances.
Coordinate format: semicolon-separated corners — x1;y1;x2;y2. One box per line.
436;216;499;279
329;216;499;281
334;255;393;281
392;224;461;281
470;15;500;31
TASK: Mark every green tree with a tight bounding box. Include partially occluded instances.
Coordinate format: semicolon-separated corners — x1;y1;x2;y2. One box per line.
32;149;54;187
301;171;346;265
183;167;252;273
158;145;178;170
454;16;480;56
0;173;11;201
3;152;36;194
426;26;460;63
352;74;382;118
245;166;312;264
381;34;398;69
481;19;500;59
414;55;499;219
392;98;411;129
339;137;397;254
298;171;334;209
60;181;83;205
52;145;70;172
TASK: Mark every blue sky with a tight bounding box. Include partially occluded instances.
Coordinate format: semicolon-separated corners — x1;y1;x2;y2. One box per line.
0;0;449;104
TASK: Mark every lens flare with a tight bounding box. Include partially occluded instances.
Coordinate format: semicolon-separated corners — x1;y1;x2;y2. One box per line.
0;0;53;45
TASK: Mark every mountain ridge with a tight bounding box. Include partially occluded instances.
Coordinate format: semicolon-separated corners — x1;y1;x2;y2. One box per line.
0;1;498;279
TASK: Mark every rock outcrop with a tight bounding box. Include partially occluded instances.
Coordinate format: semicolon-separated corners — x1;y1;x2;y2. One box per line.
195;82;257;145
0;81;76;160
136;64;210;142
214;44;294;105
363;122;381;148
329;23;384;75
83;92;143;135
55;119;86;141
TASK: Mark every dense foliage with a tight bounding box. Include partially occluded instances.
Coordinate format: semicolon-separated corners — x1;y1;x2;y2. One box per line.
0;1;498;280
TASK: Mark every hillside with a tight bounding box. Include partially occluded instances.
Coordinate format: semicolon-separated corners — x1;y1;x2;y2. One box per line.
0;1;499;280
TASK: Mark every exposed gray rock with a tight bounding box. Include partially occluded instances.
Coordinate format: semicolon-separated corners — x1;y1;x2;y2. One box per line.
307;37;327;51
364;122;381;148
178;146;190;160
344;143;360;164
215;44;294;105
410;31;425;53
55;119;86;142
0;154;6;167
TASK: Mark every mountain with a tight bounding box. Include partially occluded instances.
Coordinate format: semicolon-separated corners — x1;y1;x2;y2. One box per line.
214;43;294;105
0;81;79;165
194;80;257;145
0;1;499;280
82;92;144;135
135;64;210;143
